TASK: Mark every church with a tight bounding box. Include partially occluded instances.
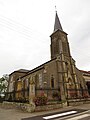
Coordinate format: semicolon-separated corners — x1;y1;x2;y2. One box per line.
6;12;89;104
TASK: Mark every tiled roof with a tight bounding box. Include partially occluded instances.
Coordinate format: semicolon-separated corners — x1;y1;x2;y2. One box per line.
17;69;29;73
9;69;29;76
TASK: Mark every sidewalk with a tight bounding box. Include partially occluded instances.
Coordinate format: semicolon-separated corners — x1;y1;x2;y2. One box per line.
0;103;90;120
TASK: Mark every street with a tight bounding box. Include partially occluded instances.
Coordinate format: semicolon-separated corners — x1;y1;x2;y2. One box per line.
0;103;90;120
22;109;90;120
55;110;90;120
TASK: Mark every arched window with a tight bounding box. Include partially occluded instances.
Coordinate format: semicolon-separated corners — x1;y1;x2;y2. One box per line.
51;75;54;88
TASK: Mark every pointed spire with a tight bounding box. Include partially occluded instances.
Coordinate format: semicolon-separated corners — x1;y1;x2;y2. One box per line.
54;12;63;32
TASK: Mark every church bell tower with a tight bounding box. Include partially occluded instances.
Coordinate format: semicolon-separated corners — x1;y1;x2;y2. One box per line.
50;12;78;99
50;12;89;100
50;12;71;59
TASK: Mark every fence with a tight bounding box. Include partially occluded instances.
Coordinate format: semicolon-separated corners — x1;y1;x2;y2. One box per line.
66;89;90;99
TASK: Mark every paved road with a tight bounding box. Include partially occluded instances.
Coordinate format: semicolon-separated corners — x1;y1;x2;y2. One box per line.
0;103;90;120
22;110;90;120
21;109;89;120
56;110;90;120
0;108;36;120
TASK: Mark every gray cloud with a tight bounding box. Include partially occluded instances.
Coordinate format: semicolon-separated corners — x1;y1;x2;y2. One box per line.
0;0;90;77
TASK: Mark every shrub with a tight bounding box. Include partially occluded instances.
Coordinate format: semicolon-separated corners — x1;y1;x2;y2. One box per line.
33;95;48;106
52;91;61;100
83;92;89;98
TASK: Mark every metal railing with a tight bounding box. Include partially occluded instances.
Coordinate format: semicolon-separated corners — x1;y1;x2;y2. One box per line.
66;89;90;99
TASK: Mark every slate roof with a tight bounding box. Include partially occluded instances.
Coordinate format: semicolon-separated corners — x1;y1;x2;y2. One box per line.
54;12;63;32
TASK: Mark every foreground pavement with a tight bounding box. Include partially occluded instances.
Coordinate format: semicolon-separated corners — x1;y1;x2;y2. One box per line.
0;103;90;120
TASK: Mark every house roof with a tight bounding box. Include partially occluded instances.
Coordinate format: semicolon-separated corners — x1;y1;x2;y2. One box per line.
17;69;29;73
17;58;56;80
9;69;29;76
80;70;90;76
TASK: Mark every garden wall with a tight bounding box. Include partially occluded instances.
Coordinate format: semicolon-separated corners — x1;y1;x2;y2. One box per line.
67;98;90;106
1;99;90;112
35;103;63;112
0;102;35;112
0;101;67;112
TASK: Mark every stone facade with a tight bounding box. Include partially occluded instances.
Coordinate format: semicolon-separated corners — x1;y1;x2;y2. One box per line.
6;12;89;105
6;69;29;101
80;70;90;95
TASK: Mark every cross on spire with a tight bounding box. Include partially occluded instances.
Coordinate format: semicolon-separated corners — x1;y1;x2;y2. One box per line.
55;6;57;13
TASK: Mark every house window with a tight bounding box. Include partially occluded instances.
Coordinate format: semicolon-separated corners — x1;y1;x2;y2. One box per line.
51;75;54;88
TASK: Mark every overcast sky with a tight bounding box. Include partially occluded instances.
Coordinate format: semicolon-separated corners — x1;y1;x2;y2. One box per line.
0;0;90;77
